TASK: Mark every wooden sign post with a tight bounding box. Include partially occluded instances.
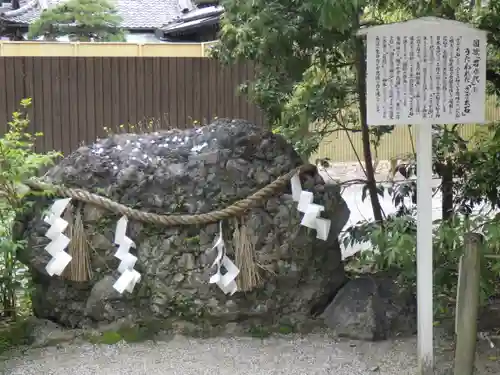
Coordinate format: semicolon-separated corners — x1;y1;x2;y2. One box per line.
358;17;487;375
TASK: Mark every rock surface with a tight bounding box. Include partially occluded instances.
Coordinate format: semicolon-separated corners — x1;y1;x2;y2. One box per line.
16;119;349;329
322;274;417;341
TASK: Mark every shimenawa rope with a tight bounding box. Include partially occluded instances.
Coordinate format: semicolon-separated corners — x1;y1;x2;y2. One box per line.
23;164;315;226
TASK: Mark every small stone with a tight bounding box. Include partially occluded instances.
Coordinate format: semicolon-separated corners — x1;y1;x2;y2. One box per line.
204;224;218;236
224;322;241;335
171;321;199;335
91;233;113;251
168;163;185;176
254;170;270;184
201;151;220;164
200;265;217;282
161;254;173;265
177;253;195;270
172;273;185;283
207;297;219;308
159;238;175;253
226;158;249;173
85;276;122;321
83;204;106;222
183;273;206;288
24;317;77;347
253;303;269;313
198;230;213;246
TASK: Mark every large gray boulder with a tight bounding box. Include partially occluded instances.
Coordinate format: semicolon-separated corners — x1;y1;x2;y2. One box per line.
16;119;349;329
322;274;417;341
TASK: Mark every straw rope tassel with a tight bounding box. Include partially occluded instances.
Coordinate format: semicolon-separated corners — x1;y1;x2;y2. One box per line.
233;217;261;291
63;202;92;282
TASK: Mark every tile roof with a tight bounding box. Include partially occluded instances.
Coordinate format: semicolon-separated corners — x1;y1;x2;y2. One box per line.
159;5;223;33
1;0;192;29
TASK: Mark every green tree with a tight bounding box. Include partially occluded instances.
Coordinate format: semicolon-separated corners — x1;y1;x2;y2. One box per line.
213;0;500;222
27;0;125;42
213;0;399;221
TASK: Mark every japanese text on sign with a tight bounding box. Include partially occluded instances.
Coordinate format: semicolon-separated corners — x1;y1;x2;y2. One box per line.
366;32;486;125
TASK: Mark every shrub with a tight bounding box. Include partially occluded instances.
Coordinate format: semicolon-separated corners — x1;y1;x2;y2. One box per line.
343;200;500;318
0;98;61;318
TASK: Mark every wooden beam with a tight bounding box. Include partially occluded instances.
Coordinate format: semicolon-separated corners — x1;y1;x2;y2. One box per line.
454;232;483;375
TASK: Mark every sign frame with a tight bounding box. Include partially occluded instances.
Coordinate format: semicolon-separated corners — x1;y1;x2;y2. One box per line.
358;17;488;375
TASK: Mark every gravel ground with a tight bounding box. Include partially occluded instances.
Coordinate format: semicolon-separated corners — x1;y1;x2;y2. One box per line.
2;332;500;375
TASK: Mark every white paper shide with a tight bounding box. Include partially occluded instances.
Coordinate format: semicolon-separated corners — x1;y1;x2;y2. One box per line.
365;18;487;125
43;198;73;276
113;216;141;294
207;222;240;295
290;174;331;241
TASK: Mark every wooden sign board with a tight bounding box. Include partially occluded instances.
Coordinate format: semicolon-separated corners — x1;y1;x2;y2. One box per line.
361;17;487;126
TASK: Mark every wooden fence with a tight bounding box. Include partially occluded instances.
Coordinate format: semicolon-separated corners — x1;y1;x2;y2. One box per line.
3;55;499;162
0;57;264;156
310;94;500;162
